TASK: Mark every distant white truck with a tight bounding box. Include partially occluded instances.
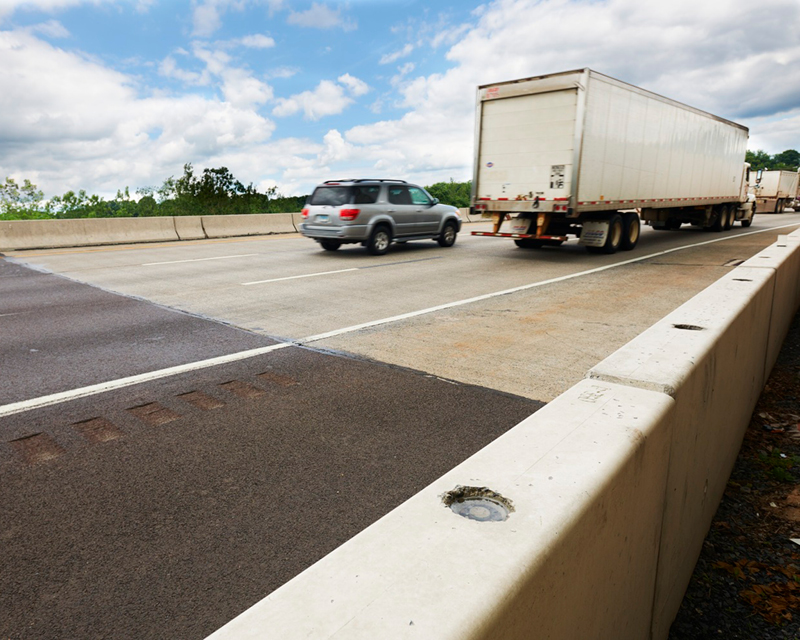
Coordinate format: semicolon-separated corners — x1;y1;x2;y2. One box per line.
751;169;800;213
471;69;755;253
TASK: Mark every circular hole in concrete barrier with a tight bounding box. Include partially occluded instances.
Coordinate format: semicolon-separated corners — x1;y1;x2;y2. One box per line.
442;485;513;522
673;323;705;331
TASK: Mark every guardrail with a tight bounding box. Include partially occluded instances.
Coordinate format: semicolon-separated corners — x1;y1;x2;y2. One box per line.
207;229;800;640
0;209;475;251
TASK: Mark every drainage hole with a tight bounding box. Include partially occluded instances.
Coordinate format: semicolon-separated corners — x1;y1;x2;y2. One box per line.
732;278;753;282
673;323;705;331
442;486;514;522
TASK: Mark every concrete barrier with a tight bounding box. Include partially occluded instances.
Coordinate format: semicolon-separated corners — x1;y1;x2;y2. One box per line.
201;213;296;238
173;216;206;241
739;230;800;375
208;379;675;640
207;234;800;640
0;217;179;251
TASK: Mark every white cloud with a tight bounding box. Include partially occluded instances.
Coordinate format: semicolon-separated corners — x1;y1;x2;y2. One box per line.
272;79;352;120
338;73;368;97
0;29;275;197
192;0;223;37
160;42;274;107
235;34;275;49
286;2;355;31
273;74;368;120
380;43;413;65
30;19;70;38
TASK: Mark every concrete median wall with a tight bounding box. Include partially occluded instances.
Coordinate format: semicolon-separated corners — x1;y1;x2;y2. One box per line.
0;213;300;251
0;217;180;251
208;228;800;640
200;213;296;238
0;212;482;251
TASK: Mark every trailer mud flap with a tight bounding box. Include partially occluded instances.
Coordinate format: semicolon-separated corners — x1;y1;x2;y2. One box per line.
580;220;610;247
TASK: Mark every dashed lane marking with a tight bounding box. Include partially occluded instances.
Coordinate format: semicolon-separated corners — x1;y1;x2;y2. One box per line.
143;254;258;266
241;256;442;285
242;267;358;285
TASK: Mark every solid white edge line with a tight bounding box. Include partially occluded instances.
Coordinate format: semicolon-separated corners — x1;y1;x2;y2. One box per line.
4;221;797;418
242;267;358;285
143;254;258;266
0;343;291;418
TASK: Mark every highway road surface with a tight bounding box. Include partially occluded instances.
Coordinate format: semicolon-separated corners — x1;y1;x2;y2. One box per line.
2;215;799;638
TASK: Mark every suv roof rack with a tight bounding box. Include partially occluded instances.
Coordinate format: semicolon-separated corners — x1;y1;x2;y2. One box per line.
323;179;407;184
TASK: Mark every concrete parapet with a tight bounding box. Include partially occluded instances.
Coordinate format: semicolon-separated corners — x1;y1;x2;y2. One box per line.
588;266;776;638
201;213;296;238
290;212;304;231
208;379;674;640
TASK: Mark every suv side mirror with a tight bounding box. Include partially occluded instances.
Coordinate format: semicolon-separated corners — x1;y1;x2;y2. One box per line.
431;198;439;206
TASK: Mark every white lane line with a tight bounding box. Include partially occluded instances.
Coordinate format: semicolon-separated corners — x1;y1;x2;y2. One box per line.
3;221;797;418
143;254;258;266
300;222;800;343
0;343;291;418
242;268;358;285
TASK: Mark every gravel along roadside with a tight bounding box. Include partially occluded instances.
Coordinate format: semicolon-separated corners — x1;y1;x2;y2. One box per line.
669;310;800;639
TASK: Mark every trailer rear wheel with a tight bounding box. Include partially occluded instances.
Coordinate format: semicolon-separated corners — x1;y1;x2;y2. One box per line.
711;206;725;232
587;214;623;254
723;205;734;231
621;212;640;251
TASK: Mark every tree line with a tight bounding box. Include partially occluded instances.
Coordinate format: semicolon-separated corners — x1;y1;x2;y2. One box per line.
745;149;800;172
0;164;473;221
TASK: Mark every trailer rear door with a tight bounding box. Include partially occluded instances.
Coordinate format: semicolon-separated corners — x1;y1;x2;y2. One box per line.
476;89;577;202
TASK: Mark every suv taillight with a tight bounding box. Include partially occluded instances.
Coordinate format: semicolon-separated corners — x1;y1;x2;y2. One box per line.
301;208;309;218
340;208;359;221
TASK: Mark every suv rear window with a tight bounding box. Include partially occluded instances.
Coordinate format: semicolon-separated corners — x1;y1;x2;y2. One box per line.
309;186;351;206
309;185;381;206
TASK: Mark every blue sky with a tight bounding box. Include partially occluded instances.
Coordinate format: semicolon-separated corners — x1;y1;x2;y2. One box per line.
1;0;799;200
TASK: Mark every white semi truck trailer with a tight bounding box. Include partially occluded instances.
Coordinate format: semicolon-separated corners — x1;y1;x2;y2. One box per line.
471;69;755;253
751;169;799;213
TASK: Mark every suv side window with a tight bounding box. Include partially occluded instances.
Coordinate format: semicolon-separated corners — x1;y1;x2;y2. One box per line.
388;186;412;205
408;186;431;206
353;186;380;204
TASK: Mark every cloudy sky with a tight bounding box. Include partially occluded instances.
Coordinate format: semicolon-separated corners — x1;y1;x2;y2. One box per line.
1;0;799;200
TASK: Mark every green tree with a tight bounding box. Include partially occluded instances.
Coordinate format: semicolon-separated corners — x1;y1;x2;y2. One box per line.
745;150;772;171
772;149;800;171
425;180;472;208
0;177;47;219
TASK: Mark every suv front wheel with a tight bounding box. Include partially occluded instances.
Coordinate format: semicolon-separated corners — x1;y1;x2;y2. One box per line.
437;220;458;247
367;225;392;255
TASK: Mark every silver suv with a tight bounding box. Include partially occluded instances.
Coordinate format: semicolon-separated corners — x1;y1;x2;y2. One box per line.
299;179;462;255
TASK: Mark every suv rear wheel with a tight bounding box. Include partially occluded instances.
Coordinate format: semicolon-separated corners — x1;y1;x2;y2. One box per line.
367;225;391;255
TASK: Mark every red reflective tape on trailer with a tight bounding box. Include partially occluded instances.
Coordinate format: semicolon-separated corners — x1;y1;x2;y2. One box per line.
498;198;509;201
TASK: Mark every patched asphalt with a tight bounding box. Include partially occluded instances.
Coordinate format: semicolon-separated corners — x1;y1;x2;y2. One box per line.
1;259;543;639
